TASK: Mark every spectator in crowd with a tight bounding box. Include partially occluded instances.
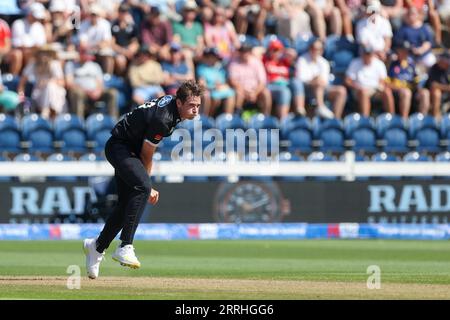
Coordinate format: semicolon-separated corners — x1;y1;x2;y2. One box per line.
0;16;11;63
394;7;436;68
111;3;139;76
8;2;47;76
48;0;76;51
335;0;365;41
78;4;114;74
17;45;66;119
234;0;271;40
140;6;173;61
405;0;442;45
356;0;393;61
386;41;430;118
228;43;271;115
295;39;347;119
263;39;297;119
128;46;165;106
81;0;122;21
65;50;118;118
272;0;312;42
306;0;343;41
438;0;450;32
379;0;405;28
426;52;450;119
345;46;395;117
204;6;240;61
0;69;19;114
197;47;235;116
162;42;193;96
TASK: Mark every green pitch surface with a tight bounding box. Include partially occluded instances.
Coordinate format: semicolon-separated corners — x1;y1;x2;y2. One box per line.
0;240;449;299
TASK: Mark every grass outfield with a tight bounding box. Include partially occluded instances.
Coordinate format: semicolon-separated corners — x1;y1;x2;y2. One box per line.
0;240;449;299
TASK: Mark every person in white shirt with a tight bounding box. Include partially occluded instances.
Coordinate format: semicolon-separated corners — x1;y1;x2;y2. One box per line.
295;39;347;119
345;46;395;117
356;0;392;61
78;4;114;74
7;2;47;75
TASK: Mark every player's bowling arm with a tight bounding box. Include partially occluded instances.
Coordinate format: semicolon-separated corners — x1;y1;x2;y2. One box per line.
140;140;157;176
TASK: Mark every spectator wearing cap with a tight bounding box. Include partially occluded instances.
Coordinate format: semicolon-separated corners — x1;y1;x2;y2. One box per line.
49;0;76;50
356;0;393;61
345;46;395;117
394;7;436;68
197;47;235;116
272;0;312;42
65;50;118;119
386;41;430;118
425;52;450;119
228;43;272;115
140;6;173;61
306;0;343;41
162;43;194;96
128;46;165;105
111;3;139;76
78;4;114;74
0;17;11;63
7;2;48;75
262;38;298;120
17;45;66;120
295;39;347;119
204;6;240;61
234;0;271;41
0;69;19;114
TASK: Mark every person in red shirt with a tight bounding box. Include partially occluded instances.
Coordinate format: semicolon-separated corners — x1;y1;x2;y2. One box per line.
0;18;11;63
262;39;297;119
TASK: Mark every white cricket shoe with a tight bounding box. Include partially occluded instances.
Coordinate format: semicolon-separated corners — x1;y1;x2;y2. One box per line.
316;105;335;119
112;244;141;269
83;238;105;279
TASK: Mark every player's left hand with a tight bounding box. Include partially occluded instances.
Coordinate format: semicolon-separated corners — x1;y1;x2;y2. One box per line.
148;188;159;205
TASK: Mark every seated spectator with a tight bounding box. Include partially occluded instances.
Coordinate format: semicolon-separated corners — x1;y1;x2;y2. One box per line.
234;0;271;40
0;17;11;63
65;50;118;118
386;41;430;118
345;46;395;117
306;0;343;40
197;47;235;116
380;0;405;28
140;6;173;61
426;52;450;119
17;45;66;120
405;0;442;45
228;43;272;115
438;0;450;33
335;0;365;41
162;43;193;96
263;39;298;119
7;2;47;75
295;39;347;119
48;0;76;51
356;0;393;61
204;6;240;62
128;46;165;106
78;4;114;74
272;0;312;41
394;7;436;68
111;3;139;76
0;69;19;114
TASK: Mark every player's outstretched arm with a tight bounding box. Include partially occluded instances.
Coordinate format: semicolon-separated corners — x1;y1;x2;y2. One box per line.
141;140;159;205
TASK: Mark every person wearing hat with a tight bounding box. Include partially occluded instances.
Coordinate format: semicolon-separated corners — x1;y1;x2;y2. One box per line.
17;45;66;120
7;2;48;75
162;43;194;96
386;40;431;118
111;3;139;76
197;47;235;116
128;46;165;106
228;41;272;115
345;45;395;117
49;0;75;50
426;52;450;118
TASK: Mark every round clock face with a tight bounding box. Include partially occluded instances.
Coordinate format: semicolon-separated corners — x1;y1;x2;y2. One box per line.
214;181;285;223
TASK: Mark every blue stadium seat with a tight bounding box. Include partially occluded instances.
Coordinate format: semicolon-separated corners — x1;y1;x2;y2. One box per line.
54;114;84;140
13;153;40;162
435;151;450;162
415;127;441;152
293;34;315;55
0;128;21;153
79;153;105;161
180;114;215;134
318;127;345;152
408;113;438;138
103;74;130;113
403;151;433;180
0;114;19;131
376;113;406;139
324;35;358;74
287;128;313;153
61;128;87;153
440;113;450;138
93;129;112;153
46;153;77;182
343;113;375;139
313;118;343;138
28;128;54;153
238;34;262;47
371;152;401;180
248;114;280;130
215;113;246;133
263;34;292;49
85;113;116;140
280;115;312;140
21;114;52;140
307;152;338;181
382;127;409;153
351;127;377;153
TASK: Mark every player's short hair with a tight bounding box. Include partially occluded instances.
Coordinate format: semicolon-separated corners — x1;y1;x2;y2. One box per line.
176;80;205;103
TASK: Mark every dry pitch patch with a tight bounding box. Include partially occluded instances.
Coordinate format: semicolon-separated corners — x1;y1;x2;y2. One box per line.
0;276;449;299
